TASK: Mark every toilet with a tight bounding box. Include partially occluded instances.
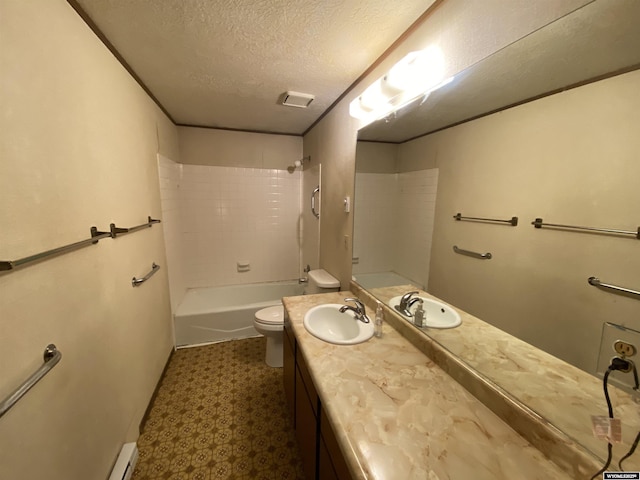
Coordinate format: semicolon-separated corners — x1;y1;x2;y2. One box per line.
254;305;286;367
253;269;340;367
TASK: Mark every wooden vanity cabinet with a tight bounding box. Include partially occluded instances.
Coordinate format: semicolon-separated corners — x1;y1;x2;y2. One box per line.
320;411;352;479
283;320;296;424
296;367;318;479
283;321;353;480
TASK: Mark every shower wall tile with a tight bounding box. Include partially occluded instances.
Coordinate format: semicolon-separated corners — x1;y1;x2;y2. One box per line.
157;155;186;314
159;163;301;293
353;169;438;289
352;173;397;275
395;169;439;290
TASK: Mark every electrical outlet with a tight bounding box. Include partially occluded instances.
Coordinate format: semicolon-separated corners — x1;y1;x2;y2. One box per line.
597;323;640;392
613;340;637;358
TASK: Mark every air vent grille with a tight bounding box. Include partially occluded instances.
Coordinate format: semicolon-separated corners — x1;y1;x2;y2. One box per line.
281;91;314;108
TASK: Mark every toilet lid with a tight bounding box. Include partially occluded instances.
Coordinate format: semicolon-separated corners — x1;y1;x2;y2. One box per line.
255;305;284;325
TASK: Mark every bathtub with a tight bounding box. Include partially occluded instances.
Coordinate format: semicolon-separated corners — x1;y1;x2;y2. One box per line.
352;271;423;290
174;281;305;347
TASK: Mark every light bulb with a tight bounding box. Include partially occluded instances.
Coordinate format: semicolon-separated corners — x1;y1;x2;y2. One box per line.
359;80;392;112
385;46;445;95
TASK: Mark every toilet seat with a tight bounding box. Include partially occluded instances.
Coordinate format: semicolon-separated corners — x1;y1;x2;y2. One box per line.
255;305;284;325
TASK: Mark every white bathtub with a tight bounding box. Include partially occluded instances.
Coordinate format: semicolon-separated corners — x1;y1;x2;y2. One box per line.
174;281;306;347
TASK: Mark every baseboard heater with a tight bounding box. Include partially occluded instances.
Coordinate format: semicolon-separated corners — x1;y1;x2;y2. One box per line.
108;442;138;480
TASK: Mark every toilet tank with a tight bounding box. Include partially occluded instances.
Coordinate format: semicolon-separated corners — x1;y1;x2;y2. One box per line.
305;269;340;294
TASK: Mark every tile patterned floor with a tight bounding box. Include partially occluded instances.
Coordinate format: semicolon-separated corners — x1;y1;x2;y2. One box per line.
132;337;305;480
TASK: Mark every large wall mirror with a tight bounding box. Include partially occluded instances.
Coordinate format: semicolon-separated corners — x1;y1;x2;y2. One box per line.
353;0;640;467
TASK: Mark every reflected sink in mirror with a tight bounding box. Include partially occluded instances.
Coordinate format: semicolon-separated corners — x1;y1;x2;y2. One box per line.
389;296;461;329
303;304;375;345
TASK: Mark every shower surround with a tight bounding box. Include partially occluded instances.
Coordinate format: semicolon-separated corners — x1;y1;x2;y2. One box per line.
353;168;438;289
158;156;302;313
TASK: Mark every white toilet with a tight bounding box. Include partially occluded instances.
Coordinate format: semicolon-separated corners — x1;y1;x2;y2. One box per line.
254;305;286;367
253;269;340;367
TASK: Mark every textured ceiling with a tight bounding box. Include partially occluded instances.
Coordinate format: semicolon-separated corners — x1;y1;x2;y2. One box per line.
71;0;436;135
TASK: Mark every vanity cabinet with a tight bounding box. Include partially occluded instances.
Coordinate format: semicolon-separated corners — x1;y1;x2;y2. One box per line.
296;367;318;479
283;320;296;424
320;412;351;479
283;321;352;480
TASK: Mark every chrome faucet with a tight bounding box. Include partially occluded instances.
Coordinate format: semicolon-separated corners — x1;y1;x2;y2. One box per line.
394;291;419;317
339;298;370;323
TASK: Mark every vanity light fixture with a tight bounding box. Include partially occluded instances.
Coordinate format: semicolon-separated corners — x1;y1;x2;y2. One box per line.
350;46;452;125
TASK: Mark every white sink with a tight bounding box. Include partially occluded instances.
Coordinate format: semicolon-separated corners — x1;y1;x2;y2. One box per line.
303;304;374;345
389;296;462;329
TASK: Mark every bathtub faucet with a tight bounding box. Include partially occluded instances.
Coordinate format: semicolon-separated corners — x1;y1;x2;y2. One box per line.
339;298;370;323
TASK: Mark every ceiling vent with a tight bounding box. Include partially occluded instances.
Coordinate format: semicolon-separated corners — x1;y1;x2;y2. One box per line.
280;91;315;108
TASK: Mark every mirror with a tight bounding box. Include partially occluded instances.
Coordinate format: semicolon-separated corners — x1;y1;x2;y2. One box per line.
353;0;640;467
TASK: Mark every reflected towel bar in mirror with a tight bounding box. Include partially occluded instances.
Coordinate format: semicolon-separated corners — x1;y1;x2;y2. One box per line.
453;245;492;260
132;262;160;287
454;213;518;226
588;277;640;299
532;218;640;239
0;344;62;419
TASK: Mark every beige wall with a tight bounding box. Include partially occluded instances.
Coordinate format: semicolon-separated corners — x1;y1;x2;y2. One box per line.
178;126;302;169
402;70;640;372
355;142;397;173
0;1;177;479
304;105;360;284
304;0;591;288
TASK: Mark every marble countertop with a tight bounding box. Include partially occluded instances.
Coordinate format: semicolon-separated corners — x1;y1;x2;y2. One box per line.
283;291;573;480
358;283;640;475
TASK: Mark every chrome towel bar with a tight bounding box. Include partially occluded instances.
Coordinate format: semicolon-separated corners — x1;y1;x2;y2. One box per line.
532;218;639;239
0;217;161;273
453;245;492;260
110;216;161;238
311;186;320;219
454;213;518;226
0;344;62;419
0;227;111;271
588;277;640;299
132;262;160;287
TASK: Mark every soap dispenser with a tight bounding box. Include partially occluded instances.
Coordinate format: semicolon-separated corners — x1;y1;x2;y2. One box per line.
374;301;384;338
414;300;425;328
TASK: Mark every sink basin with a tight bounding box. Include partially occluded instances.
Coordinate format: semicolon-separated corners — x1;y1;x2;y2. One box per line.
389;296;462;329
303;304;375;345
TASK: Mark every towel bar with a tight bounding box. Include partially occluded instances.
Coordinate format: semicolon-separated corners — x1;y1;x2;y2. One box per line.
532;218;639;239
588;277;640;299
453;245;492;260
110;216;161;238
132;263;160;287
0;227;110;271
1;217;161;273
454;213;518;226
0;344;62;419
